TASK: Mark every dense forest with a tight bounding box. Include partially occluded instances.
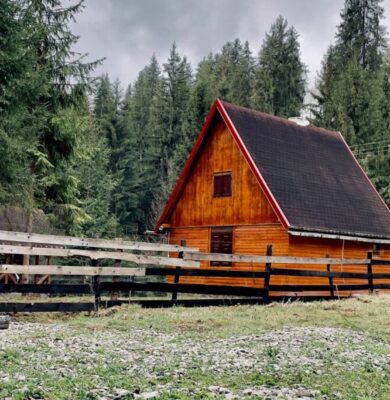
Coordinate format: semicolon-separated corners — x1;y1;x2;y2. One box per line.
0;0;389;237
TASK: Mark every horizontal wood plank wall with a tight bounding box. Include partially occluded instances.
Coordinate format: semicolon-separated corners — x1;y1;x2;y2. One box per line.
284;236;383;296
168;226;390;296
168;225;287;286
169;118;278;227
169;227;210;268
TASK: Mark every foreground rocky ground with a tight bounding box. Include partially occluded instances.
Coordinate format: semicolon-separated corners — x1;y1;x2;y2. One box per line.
0;296;389;399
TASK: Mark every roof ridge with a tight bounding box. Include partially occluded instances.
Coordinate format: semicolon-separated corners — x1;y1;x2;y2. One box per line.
219;100;340;138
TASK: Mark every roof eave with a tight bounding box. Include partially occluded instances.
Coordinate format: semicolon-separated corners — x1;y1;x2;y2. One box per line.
288;228;390;244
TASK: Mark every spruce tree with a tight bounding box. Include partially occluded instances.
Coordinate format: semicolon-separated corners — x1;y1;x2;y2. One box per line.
174;58;217;174
0;0;34;206
252;16;307;117
114;85;143;235
148;44;192;224
336;0;386;71
74;95;118;237
93;75;120;163
0;0;101;232
313;0;387;142
116;56;163;232
313;0;389;205
159;43;192;179
213;39;254;106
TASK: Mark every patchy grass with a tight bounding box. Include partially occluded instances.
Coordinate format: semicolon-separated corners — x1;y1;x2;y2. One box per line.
0;295;389;399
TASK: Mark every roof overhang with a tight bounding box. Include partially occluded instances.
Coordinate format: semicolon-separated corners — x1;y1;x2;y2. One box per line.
289;229;390;244
153;98;290;232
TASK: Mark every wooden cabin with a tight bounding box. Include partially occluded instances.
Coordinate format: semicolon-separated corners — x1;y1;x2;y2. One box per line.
154;99;390;294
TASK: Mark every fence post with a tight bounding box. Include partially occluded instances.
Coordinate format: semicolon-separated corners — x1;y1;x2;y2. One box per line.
326;254;334;298
367;251;373;294
91;259;101;311
172;240;185;302
111;251;122;301
263;245;272;302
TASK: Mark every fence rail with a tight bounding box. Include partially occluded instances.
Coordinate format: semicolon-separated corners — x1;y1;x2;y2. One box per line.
0;244;199;268
0;264;146;277
0;230;197;252
183;251;370;265
0;231;389;312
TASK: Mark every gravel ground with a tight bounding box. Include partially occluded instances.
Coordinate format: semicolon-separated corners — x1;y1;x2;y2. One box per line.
0;320;389;399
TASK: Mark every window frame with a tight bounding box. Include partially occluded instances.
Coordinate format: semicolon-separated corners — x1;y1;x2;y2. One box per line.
213;171;232;198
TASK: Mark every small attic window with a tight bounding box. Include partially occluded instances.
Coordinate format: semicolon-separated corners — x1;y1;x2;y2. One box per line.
213;172;231;197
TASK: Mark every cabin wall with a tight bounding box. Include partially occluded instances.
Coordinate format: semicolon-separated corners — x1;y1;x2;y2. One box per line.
169;118;278;227
168;225;390;295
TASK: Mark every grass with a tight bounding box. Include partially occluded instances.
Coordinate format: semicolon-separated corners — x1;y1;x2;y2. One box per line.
0;295;389;399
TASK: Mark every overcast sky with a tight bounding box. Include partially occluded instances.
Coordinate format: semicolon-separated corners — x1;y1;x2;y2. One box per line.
72;0;390;91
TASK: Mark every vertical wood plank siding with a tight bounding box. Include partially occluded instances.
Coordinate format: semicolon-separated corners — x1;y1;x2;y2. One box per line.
169;118;278;227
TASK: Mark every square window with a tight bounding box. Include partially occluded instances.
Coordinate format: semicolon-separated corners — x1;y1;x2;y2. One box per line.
213;172;231;197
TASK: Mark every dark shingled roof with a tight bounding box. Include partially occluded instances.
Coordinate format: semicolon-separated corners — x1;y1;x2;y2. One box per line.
222;101;390;240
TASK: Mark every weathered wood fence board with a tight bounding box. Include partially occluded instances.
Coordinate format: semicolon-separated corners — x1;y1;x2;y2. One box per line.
0;230;197;252
0;245;199;268
0;264;146;277
183;251;369;265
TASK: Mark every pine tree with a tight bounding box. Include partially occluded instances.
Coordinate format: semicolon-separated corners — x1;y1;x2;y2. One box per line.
252;16;307;117
313;0;387;142
0;0;102;232
159;43;192;179
114;86;142;235
93;75;120;163
0;0;34;206
313;0;389;205
173;58;217;174
362;53;390;205
213;39;254;106
336;0;386;71
148;44;192;225
74;95;118;237
116;56;163;233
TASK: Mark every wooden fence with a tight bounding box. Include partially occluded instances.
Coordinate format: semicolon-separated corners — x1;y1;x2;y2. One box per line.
0;231;389;312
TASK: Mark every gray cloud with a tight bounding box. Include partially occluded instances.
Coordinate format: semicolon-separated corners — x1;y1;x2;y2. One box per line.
72;0;390;90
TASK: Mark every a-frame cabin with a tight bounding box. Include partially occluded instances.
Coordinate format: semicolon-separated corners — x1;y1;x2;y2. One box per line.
155;99;390;290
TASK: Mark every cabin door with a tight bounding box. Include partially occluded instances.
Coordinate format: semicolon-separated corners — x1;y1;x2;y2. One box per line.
210;227;233;266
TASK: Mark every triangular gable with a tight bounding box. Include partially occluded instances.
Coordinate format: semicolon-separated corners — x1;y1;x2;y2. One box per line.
154;98;290;232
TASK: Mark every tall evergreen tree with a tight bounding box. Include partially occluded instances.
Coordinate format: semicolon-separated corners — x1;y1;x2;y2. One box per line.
0;0;101;232
159;43;192;179
252;16;307;117
336;0;386;71
148;44;192;224
313;0;387;142
0;0;34;206
73;95;118;237
313;0;389;205
93;75;120;165
116;56;163;232
213;39;254;106
174;58;217;174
